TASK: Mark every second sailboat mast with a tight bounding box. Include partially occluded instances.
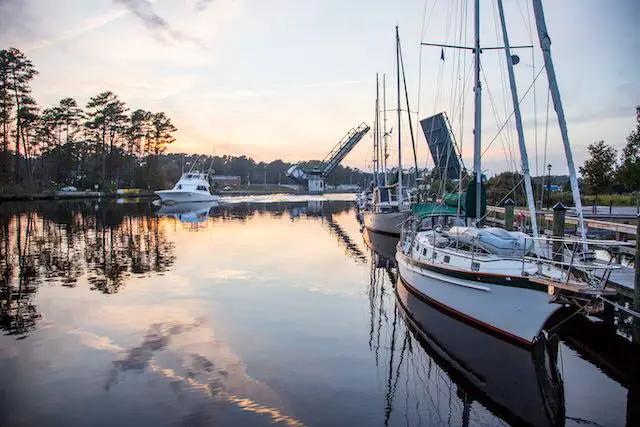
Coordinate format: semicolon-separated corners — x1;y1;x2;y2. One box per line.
472;0;482;221
396;26;403;204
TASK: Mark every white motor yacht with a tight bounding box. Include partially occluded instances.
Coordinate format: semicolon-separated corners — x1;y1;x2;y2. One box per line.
155;157;220;204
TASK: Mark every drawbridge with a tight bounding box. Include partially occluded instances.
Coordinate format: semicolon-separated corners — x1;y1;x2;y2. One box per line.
286;122;370;193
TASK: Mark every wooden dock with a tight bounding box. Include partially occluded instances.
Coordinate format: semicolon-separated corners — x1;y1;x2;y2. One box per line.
485;206;638;302
485;206;637;254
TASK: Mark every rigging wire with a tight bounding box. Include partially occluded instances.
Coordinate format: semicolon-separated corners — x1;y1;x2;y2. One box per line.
541;87;551;207
480;65;518;172
491;0;518;174
416;0;440;174
481;64;546;158
521;0;540;181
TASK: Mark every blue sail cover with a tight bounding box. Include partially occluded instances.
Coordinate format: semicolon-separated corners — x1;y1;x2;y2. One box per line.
420;113;461;180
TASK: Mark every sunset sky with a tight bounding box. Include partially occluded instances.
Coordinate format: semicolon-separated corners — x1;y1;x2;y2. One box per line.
0;0;638;175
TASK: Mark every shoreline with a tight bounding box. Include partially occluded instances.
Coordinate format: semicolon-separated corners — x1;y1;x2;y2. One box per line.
0;189;360;202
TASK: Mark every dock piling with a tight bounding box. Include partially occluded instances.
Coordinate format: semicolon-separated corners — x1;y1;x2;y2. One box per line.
504;199;515;231
552;202;566;262
634;214;640;345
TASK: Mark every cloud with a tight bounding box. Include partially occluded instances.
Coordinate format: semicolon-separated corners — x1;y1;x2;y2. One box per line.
113;0;205;47
21;9;127;52
195;0;217;12
0;0;33;39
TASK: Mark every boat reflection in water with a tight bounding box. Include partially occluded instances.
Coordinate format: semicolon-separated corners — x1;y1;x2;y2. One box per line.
155;201;218;224
364;228;565;427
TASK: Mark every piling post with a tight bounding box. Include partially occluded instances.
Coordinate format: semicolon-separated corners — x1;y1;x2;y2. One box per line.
552;202;566;262
634;214;640;345
504;199;515;231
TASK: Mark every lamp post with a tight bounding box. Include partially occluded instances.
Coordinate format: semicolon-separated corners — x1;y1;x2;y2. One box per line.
546;163;552;210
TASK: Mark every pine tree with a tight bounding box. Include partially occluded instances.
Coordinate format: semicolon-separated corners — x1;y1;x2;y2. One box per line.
1;48;38;183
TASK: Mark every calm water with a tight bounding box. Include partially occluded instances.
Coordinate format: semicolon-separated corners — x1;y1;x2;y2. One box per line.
0;196;638;427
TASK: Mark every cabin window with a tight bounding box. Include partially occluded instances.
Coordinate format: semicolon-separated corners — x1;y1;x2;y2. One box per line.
433;252;438;259
422;248;427;256
444;255;450;263
177;184;182;189
415;245;420;252
471;262;480;272
379;189;390;203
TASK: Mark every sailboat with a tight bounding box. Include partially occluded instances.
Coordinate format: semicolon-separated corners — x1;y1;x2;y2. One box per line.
396;0;623;346
361;29;413;237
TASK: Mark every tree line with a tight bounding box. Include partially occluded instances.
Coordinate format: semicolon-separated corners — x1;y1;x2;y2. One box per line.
0;47;370;193
485;118;640;206
1;47;181;191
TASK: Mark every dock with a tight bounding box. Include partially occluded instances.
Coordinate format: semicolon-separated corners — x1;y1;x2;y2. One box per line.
485;205;638;302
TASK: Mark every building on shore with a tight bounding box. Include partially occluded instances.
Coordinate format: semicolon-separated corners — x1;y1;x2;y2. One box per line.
211;175;241;186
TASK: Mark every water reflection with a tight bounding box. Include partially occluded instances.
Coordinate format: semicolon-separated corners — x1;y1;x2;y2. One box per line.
0;202;176;337
0;200;358;339
1;199;636;426
157;200;366;263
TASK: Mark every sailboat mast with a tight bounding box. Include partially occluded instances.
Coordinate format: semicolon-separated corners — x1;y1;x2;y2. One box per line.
396;26;403;203
472;0;482;221
532;0;587;245
496;0;539;238
383;74;388;185
377;74;384;186
373;73;380;186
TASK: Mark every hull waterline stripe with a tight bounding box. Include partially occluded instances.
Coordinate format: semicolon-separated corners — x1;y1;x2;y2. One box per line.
396;250;548;292
364;226;400;237
396;274;534;348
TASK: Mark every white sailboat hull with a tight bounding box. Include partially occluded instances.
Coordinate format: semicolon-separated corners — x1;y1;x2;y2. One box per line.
396;252;560;345
396;279;563;426
361;211;409;236
154;190;220;203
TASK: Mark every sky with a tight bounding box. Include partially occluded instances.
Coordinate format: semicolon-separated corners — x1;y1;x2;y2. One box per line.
0;0;638;176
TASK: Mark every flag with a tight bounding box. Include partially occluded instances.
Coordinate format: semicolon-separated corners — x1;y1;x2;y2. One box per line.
440;48;445;61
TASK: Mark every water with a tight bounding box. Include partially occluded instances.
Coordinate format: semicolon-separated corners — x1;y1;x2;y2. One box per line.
0;197;637;427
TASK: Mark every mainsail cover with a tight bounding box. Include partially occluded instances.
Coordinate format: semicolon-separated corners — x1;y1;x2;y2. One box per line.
420;113;462;180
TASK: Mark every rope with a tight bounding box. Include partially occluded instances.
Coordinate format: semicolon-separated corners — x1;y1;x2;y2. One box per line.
543;303;589;338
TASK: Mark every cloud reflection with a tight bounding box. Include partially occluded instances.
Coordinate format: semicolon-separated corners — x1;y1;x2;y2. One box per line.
92;318;306;426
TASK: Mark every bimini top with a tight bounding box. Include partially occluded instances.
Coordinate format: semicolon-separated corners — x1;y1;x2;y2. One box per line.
412;203;460;219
